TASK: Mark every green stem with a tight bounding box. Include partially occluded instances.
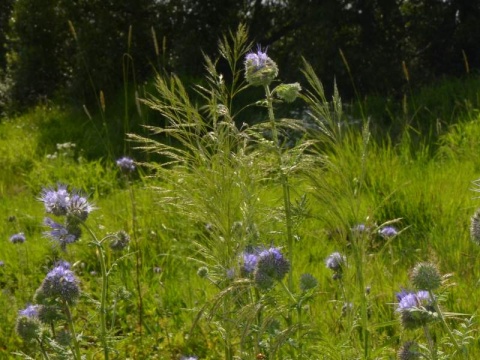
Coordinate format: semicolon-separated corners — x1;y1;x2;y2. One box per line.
82;224;109;360
36;337;51;360
264;85;294;295
127;178;143;338
428;290;461;353
423;324;437;360
96;244;110;360
64;301;82;360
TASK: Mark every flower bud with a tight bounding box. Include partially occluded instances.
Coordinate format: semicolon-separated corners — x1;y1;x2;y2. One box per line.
397;341;421;360
245;46;278;87
275;83;301;103
470;208;480;245
410;262;441;291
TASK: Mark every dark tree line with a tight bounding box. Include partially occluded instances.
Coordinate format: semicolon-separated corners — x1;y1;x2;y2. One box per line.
1;0;480;109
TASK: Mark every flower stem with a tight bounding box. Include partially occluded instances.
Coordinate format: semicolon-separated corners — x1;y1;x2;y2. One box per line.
83;223;109;360
96;243;110;360
264;85;294;295
428;290;461;353
64;301;82;360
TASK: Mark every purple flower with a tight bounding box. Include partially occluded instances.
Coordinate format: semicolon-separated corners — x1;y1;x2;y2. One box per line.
39;184;70;216
325;252;346;272
39;185;94;221
9;232;26;244
242;252;258;274
244;45;278;86
116;157;135;173
254;247;290;289
38;261;80;303
19;304;39;318
245;46;270;70
396;290;430;312
379;226;398;238
67;192;94;222
43;217;81;250
352;224;367;232
0;260;4;267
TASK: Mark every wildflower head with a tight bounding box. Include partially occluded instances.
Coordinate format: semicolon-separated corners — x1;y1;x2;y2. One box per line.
325;252;346;273
109;230;130;251
470;208;480;245
245;46;278;87
379;226;398;238
299;273;318;292
275;83;302;103
116;156;135;173
16;305;41;342
396;289;434;329
43;217;81;251
9;232;26;244
37;304;63;324
241;251;259;276
197;266;209;278
37;261;80;304
19;304;39;318
254;247;290;290
67;192;94;222
397;341;421;360
39;184;70;216
410;262;442;291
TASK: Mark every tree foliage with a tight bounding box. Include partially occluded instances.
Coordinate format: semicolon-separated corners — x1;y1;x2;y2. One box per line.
2;0;480;108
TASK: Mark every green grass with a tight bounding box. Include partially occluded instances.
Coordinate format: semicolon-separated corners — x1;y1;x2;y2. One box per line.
2;27;480;359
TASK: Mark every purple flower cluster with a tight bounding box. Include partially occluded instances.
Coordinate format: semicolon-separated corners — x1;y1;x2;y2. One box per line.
245;48;270;70
116;156;135;173
43;218;80;250
16;305;41;342
244;46;279;87
37;261;80;304
239;246;290;290
39;184;94;250
379;226;398;238
241;252;259;275
254;247;290;290
395;289;434;329
19;304;40;318
9;232;26;244
325;252;346;280
39;184;94;219
40;184;70;216
396;289;430;311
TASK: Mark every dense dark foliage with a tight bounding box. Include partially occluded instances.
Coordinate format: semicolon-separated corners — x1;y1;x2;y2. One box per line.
1;0;480;108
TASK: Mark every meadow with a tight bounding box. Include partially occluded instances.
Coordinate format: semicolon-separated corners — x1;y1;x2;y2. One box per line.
2;26;480;359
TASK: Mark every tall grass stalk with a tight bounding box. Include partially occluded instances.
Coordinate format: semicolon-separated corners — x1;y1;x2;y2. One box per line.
263;83;295;307
82;223;110;360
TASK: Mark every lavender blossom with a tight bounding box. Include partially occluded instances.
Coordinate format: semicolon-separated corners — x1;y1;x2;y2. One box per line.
244;46;278;87
242;252;258;275
395;289;433;329
19;304;40;318
325;252;346;272
37;261;80;303
116;156;135;173
379;226;398;238
9;232;26;244
39;184;70;216
254;247;290;290
67;192;94;222
43;217;81;250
